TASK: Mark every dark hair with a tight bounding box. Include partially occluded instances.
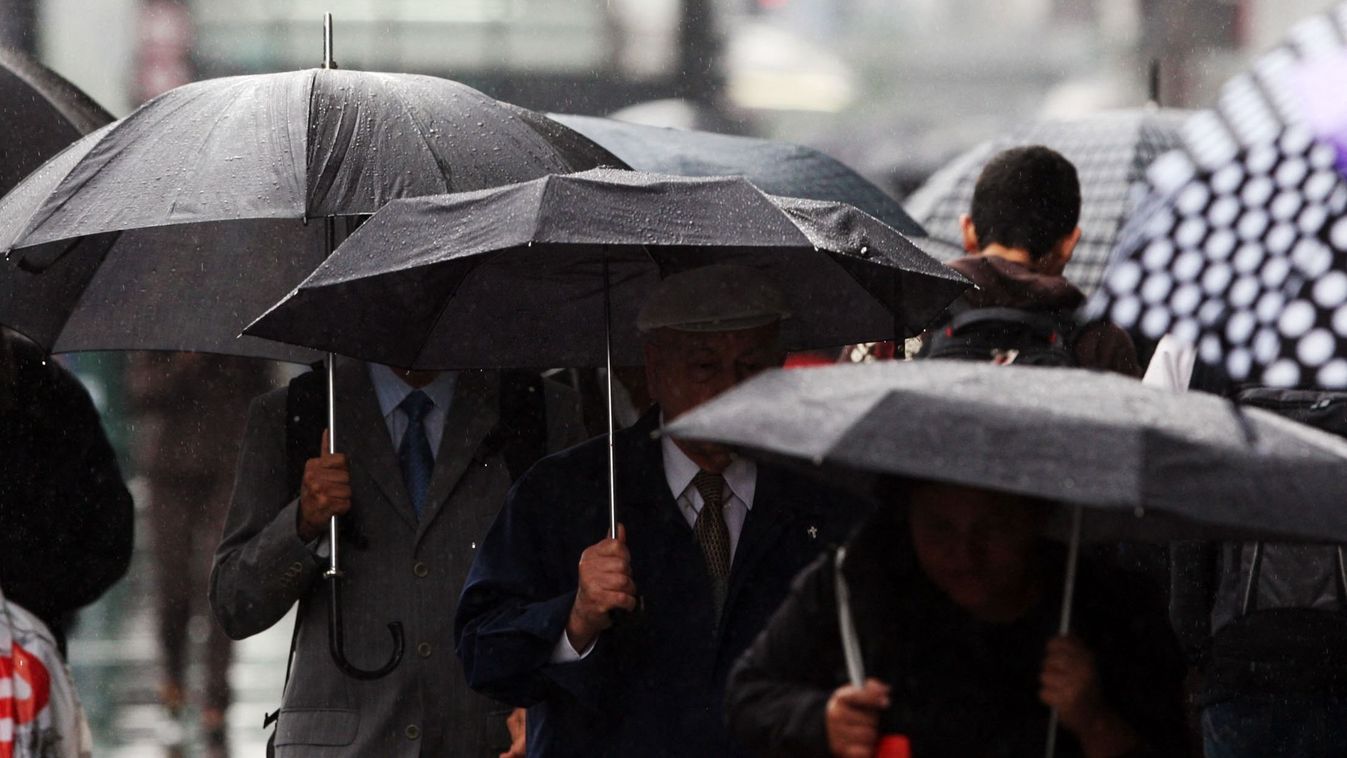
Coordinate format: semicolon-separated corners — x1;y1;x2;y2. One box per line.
969;145;1081;261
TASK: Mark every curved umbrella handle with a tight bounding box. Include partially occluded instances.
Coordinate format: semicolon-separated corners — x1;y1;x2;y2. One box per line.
327;572;405;680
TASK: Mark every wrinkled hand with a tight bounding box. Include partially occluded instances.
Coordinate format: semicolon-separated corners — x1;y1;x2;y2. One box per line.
297;429;351;542
566;524;637;652
499;708;526;758
825;678;890;758
1040;635;1108;734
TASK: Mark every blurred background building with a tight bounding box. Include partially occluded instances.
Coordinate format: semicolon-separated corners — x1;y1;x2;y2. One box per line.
0;0;1341;754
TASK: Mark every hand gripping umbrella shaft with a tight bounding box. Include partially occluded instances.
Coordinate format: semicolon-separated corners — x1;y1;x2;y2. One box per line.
319;14;404;680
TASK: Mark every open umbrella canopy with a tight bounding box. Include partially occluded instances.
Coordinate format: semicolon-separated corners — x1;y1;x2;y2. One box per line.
663;360;1347;544
0;46;111;196
245;168;969;368
549;113;927;237
0;68;620;360
1087;4;1347;388
905;108;1189;296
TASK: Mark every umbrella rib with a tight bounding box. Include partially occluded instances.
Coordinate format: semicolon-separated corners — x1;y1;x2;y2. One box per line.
380;75;454;195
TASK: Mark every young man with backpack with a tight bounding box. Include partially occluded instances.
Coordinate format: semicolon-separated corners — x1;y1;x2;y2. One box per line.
918;145;1140;376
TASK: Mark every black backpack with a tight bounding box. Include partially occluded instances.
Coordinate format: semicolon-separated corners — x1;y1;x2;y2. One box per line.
1199;389;1347;701
918;305;1081;367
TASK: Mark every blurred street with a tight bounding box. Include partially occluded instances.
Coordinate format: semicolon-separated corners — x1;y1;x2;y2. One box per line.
68;476;290;757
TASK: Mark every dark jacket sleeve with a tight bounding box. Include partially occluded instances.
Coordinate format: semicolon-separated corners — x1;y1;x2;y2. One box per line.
726;554;842;757
454;454;612;710
5;358;134;623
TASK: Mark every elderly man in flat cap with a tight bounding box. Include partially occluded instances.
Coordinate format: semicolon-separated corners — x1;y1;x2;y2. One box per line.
455;265;867;757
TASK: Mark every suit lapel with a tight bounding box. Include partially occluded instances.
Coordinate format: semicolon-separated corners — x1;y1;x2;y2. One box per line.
723;467;802;618
415;371;499;540
336;360;419;532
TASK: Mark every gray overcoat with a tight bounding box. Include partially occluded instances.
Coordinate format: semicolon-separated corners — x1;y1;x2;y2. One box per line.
210;361;580;756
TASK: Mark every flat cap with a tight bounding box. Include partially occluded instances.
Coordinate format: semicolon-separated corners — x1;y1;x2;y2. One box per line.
637;264;791;333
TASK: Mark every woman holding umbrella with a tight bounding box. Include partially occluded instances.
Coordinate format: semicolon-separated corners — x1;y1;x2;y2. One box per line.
724;480;1187;758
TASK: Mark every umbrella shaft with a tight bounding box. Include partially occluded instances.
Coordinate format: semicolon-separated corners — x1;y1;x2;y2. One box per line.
1045;504;1084;758
604;252;617;539
325;349;341;576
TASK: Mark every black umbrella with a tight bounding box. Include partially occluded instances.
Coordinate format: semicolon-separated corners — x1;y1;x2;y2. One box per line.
0;63;617;361
246;168;969;535
0;46;112;196
664;358;1347;756
905;108;1189;296
664;360;1347;543
1087;4;1347;389
0;19;620;679
245;168;967;368
550;113;927;237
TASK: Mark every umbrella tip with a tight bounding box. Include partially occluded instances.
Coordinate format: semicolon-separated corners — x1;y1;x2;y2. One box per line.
322;13;337;70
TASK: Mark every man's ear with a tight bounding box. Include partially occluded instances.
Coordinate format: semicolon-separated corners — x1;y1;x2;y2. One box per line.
1055;226;1082;268
959;214;980;253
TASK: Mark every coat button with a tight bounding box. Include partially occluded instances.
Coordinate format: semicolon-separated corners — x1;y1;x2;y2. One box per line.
413;562;429;577
417;642;432;658
405;724;420;740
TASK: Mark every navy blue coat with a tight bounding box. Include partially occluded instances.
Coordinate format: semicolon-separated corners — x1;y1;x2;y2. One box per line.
455;408;867;757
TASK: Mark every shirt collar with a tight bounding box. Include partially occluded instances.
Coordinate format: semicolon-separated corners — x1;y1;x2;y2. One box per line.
367;364;458;418
660;418;756;509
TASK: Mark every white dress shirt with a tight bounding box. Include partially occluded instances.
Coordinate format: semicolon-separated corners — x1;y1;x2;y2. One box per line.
552;426;758;662
366;364;458;454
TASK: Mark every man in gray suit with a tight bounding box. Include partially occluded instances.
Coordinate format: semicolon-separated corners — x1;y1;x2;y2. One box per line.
211;360;580;756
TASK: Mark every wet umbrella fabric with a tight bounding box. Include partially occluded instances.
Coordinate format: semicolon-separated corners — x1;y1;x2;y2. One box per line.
1087;5;1347;389
905;108;1188;296
549;113;927;237
663;360;1347;544
244;168;969;369
0;46;112;196
0;68;620;360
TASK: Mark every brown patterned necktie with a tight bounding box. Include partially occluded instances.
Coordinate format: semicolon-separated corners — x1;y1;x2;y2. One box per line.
692;470;731;617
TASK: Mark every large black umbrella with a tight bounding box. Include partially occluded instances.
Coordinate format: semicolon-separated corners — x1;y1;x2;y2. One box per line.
905;108;1189;296
1087;4;1347;389
0;46;112;195
245;168;967;368
0;62;617;360
665;358;1347;757
664;360;1347;542
246;168;969;537
550;113;927;237
0;23;620;679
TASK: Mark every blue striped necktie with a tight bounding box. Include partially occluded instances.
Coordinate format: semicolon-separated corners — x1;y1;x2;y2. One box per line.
398;390;435;519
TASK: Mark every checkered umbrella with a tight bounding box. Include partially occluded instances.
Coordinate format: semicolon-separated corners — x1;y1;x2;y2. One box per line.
905;108;1188;296
1086;4;1347;389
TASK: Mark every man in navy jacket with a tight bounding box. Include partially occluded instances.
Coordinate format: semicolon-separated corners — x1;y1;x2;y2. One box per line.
455;265;866;757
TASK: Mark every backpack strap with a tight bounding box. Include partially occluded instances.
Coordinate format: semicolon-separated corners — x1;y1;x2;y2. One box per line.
266;365;327;748
284;364;327;501
947;307;1070;343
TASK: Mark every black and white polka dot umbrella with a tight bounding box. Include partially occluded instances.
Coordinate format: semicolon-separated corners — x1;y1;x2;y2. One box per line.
905;108;1188;296
1089;4;1347;388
